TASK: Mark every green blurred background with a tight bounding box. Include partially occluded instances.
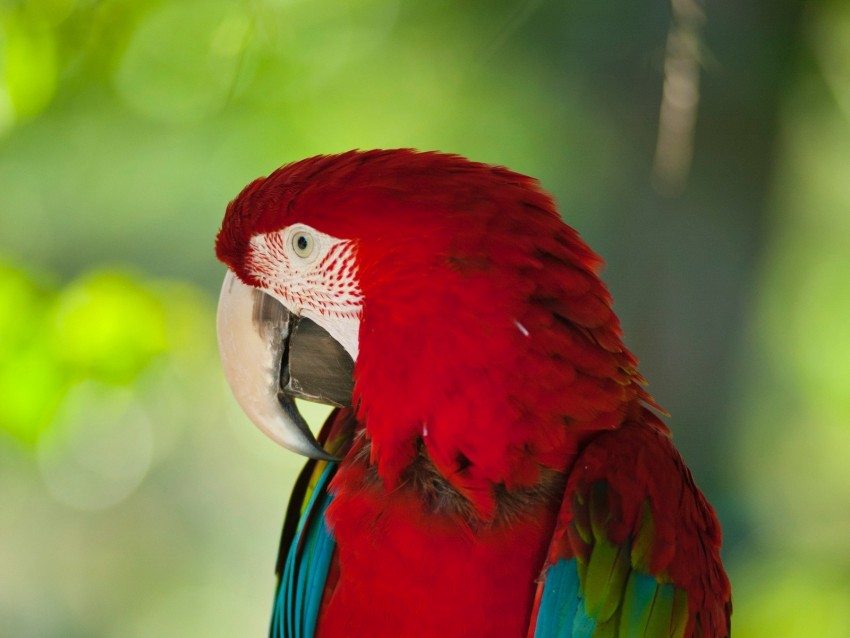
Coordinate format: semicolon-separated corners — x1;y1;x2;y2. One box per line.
2;0;849;635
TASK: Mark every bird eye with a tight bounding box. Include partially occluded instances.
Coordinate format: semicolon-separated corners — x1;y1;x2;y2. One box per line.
291;231;314;258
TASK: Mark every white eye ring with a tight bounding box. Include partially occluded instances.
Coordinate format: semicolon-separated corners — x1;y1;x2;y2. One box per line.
291;231;314;259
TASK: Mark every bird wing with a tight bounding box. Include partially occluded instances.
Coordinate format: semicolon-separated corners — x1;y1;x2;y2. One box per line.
530;417;731;638
270;409;357;638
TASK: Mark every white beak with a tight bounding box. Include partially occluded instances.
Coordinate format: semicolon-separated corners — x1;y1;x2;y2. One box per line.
216;270;336;459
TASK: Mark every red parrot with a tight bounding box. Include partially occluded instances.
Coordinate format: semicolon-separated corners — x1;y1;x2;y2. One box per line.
214;149;731;637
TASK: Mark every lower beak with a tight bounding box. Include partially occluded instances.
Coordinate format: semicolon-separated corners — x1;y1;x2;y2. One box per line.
216;270;353;459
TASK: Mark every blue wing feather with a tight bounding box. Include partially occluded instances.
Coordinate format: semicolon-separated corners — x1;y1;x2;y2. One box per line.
271;461;337;638
534;556;684;638
535;559;596;637
269;409;357;638
532;478;689;637
303;510;335;638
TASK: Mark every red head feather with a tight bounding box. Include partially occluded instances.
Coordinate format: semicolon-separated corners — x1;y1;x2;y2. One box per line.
216;149;655;519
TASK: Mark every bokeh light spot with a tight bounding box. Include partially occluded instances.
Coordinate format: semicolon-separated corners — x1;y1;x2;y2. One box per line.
0;263;66;443
37;381;153;511
0;8;57;130
51;271;167;384
114;1;252;123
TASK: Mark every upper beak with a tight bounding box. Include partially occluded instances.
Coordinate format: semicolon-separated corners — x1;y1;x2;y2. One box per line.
216;270;354;460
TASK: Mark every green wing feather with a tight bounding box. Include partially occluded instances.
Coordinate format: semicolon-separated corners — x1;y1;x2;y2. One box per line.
531;420;730;638
534;480;691;637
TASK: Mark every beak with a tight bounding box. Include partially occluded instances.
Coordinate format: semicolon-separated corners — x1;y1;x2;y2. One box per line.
216;270;353;460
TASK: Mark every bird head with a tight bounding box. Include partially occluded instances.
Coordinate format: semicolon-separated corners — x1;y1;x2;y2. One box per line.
215;149;648;515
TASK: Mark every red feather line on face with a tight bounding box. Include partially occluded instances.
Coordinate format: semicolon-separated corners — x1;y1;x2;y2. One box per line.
216;149;657;519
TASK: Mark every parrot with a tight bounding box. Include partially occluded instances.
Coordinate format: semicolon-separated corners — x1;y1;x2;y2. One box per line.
214;149;731;638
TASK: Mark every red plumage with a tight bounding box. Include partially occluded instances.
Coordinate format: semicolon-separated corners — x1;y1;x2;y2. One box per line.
216;149;731;637
540;413;730;637
319;432;559;636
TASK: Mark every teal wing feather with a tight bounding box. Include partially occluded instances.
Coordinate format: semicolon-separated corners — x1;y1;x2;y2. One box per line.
534;558;597;637
530;415;734;638
269;409;357;638
532;481;690;638
271;460;336;638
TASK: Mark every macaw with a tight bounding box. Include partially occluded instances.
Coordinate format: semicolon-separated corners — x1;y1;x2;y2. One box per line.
214;149;731;638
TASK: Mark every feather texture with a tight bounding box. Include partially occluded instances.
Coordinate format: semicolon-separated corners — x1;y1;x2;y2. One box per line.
216;149;732;637
273;462;334;638
530;416;730;637
270;410;355;638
